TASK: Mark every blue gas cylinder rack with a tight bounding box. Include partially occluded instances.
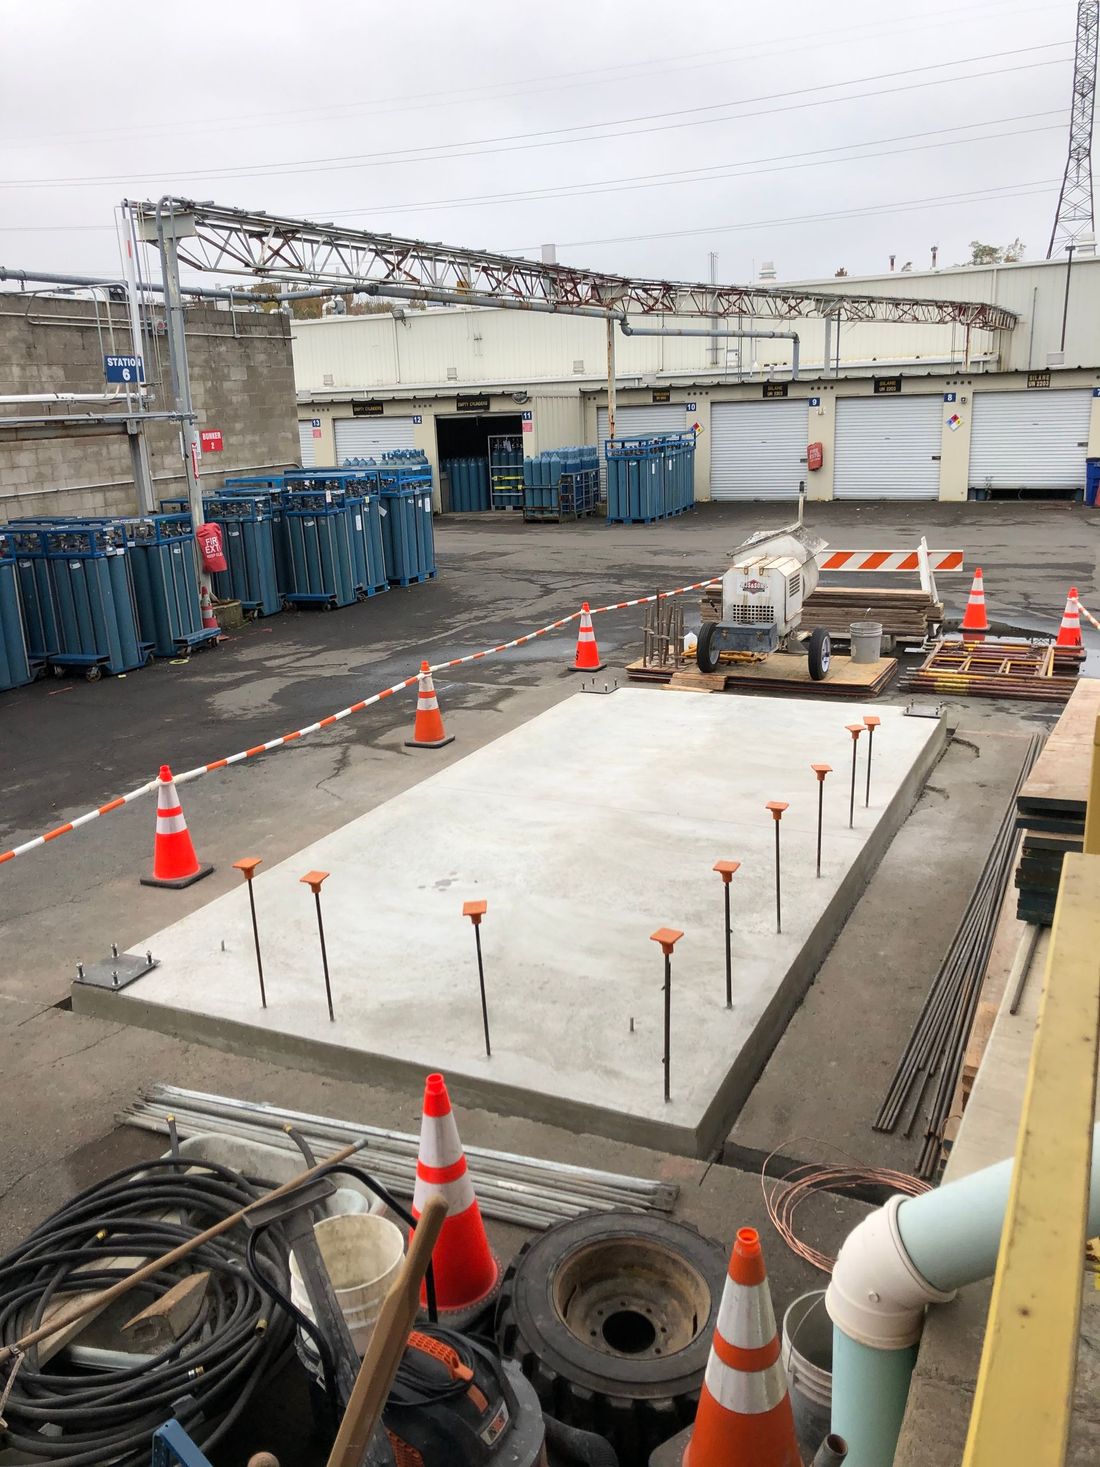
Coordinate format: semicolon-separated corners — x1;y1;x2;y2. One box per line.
282;489;358;608
379;468;436;585
123;514;220;657
0;530;39;691
36;522;152;679
202;493;282;617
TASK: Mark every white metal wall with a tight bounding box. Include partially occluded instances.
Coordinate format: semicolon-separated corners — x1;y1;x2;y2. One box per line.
333;416;418;460
968;389;1093;493
709;400;808;500
596;405;688;491
297;420;318;467
833;396;942;499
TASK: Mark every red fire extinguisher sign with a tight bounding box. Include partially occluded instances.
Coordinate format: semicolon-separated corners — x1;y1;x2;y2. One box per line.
807;441;824;472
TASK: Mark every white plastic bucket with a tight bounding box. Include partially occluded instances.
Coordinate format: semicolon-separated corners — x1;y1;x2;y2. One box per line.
290;1212;404;1355
849;620;883;663
782;1290;833;1461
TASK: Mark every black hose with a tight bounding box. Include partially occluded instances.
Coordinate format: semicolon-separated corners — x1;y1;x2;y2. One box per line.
0;1157;293;1466
543;1413;621;1467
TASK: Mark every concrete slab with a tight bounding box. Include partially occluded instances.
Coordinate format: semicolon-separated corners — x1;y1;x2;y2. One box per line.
73;690;943;1156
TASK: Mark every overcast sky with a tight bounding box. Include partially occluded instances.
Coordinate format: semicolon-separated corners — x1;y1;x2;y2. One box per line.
0;0;1078;290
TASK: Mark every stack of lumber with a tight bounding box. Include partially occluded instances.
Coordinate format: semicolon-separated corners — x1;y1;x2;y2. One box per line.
1014;679;1100;925
800;587;941;642
698;586;940;641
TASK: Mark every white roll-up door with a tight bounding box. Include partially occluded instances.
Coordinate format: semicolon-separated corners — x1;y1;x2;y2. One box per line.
334;416;418;461
968;390;1092;493
298;421;318;468
833;396;942;499
710;400;808;500
597;405;688;493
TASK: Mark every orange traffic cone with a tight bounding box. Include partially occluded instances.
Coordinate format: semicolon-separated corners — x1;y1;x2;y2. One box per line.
572;602;605;671
411;1073;499;1319
960;567;989;635
677;1227;801;1467
140;765;213;888
1055;586;1084;654
405;662;455;749
200;585;219;632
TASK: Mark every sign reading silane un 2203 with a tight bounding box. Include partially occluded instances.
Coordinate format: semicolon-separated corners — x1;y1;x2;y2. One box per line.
103;354;144;383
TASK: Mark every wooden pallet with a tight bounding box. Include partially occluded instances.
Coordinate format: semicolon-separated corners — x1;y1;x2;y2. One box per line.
632;651;896;698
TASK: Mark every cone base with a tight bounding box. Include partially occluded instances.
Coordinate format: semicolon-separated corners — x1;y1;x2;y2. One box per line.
141;863;214;890
571;660;606;672
404;734;455;749
422;1256;502;1331
648;1425;690;1466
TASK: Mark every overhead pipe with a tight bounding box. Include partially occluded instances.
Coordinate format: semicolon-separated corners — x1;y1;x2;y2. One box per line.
0;391;146;405
826;1122;1100;1467
0;264;351;310
619;319;800;379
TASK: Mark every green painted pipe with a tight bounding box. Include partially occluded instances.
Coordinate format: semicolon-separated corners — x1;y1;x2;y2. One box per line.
829;1123;1100;1467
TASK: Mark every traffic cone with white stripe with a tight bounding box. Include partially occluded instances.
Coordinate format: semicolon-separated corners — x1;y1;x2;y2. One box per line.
140;765;213;888
404;661;455;749
960;566;990;635
411;1073;499;1320
653;1227;800;1467
199;585;219;632
572;601;605;671
1055;586;1085;654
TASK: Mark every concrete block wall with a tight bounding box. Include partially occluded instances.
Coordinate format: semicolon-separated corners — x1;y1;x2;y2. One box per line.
0;297;300;520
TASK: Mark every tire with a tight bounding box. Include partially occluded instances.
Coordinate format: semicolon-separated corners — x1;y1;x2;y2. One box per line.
84;665;103;683
807;627;831;681
695;620;721;674
495;1212;727;1461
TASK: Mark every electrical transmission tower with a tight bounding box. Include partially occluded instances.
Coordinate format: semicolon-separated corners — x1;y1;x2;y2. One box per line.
1048;0;1098;257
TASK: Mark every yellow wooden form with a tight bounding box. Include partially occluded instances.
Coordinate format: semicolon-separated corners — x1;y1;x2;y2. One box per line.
1084;715;1100;857
961;847;1100;1467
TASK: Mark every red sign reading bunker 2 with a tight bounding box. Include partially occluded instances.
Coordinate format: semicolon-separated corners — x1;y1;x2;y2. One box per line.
199;429;224;453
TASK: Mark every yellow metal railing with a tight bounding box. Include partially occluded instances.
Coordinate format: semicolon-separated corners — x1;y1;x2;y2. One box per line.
961;714;1100;1467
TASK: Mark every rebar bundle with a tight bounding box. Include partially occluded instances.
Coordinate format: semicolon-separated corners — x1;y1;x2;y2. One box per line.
873;733;1044;1178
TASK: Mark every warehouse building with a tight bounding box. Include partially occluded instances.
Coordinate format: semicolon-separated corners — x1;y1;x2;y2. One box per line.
293;254;1100;506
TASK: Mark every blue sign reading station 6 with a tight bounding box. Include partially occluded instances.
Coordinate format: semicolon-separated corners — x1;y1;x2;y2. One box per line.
104;354;144;384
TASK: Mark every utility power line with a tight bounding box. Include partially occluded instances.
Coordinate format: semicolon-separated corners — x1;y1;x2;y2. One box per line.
0;46;1070;190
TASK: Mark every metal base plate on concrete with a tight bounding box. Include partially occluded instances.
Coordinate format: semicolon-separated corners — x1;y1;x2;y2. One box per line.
74;691;944;1157
75;951;160;992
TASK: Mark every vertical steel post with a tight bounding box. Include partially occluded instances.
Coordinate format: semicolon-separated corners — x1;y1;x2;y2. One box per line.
713;861;741;1006
846;725;864;828
463;900;491;1057
811;764;833;878
606;316;617;445
233;858;266;1008
650;929;683;1102
863;715;881;807
765;804;789;933
300;870;334;1021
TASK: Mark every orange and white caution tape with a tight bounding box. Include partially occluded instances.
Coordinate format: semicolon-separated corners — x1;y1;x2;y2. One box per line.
0;575;722;867
1077;599;1100;633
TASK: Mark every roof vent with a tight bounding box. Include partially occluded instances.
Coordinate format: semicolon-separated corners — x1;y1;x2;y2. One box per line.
573;359;585;373
446;366;458;380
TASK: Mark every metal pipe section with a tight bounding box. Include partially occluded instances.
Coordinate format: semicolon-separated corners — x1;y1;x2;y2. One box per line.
0;392;146;405
619;319;800;379
827;1123;1100;1467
